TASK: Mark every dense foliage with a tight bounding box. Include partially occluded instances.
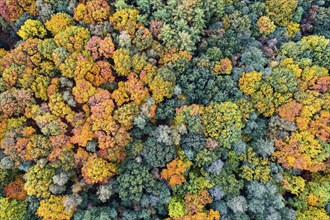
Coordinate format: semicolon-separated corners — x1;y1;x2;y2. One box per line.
0;0;329;219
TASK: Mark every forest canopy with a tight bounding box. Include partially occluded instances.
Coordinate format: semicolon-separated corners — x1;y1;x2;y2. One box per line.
0;0;329;219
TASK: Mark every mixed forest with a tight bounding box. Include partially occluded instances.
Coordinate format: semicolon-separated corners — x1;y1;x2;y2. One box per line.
0;0;329;219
